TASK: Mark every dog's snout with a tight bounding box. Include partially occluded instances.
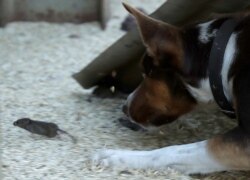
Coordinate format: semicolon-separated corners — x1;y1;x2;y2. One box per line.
122;105;128;115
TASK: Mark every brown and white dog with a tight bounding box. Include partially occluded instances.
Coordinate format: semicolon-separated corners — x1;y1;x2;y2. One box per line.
93;3;250;174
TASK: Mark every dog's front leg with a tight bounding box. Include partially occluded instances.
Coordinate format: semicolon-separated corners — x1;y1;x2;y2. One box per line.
93;140;227;174
93;127;250;174
94;127;250;174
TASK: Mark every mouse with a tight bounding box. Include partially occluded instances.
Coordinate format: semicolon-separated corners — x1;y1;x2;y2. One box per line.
13;118;77;143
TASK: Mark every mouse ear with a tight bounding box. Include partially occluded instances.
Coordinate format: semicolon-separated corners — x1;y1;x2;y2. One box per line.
21;118;31;123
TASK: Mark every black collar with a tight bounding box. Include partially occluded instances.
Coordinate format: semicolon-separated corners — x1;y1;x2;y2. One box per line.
208;18;239;119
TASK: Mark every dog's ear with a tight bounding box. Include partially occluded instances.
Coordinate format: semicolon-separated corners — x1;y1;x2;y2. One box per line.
122;3;161;44
123;3;182;68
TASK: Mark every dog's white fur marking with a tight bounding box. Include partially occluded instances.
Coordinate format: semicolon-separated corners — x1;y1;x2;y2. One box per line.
187;79;214;103
198;20;217;43
126;90;137;121
93;140;227;174
188;32;238;104
127;90;136;110
221;33;237;102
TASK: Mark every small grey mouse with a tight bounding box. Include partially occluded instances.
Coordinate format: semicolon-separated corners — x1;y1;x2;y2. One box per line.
13;118;77;143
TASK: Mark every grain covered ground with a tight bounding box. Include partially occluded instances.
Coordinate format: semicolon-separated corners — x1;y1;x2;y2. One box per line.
1;0;250;179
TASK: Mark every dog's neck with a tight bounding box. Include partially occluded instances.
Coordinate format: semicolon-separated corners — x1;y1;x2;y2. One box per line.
181;19;228;83
180;18;237;105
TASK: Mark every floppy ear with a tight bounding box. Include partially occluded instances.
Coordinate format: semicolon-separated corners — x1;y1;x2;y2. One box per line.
123;3;182;68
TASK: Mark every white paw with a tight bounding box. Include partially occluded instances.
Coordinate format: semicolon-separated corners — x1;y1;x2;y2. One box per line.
92;149;130;169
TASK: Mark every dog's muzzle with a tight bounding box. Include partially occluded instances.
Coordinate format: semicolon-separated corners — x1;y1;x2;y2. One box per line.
122;105;128;115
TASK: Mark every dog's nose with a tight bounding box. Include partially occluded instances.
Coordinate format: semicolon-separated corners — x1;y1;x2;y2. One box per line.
122;105;128;115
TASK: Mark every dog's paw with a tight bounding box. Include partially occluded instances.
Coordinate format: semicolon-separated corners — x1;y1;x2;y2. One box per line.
92;149;146;168
91;149;199;174
92;149;129;168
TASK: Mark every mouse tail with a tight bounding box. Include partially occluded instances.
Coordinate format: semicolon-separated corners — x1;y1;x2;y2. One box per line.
57;129;77;143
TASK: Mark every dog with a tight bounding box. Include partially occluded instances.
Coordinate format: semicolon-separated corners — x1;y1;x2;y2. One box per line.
93;3;250;174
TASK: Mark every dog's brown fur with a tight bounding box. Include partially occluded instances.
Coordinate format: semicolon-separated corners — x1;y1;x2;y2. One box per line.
122;3;250;172
123;3;196;127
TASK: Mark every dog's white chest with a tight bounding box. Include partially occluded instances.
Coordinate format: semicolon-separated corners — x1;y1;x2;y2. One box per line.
187;79;214;103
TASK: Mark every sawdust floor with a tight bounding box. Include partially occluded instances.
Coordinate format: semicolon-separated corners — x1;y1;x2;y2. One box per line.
1;0;250;179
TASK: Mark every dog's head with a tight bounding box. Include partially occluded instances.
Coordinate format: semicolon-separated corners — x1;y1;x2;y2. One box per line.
122;3;197;128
